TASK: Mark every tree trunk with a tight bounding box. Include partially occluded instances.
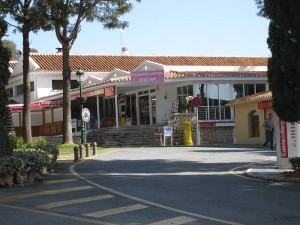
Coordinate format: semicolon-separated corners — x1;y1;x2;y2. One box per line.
22;23;32;142
62;44;73;144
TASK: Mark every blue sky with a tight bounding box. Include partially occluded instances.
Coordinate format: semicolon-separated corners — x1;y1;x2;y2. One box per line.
5;0;270;56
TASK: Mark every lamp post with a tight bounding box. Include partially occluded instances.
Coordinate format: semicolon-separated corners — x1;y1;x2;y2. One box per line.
76;69;86;144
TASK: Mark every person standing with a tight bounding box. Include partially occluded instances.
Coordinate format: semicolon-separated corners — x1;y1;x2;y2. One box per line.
263;113;274;149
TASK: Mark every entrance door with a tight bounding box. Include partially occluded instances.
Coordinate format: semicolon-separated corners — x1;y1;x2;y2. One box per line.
139;95;150;125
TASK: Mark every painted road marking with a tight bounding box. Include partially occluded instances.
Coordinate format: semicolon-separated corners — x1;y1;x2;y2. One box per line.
0;186;93;202
0;203;116;225
44;178;78;184
36;194;115;209
85;204;148;218
71;157;242;225
147;216;197;225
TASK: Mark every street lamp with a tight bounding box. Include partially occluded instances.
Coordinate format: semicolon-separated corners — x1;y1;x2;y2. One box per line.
76;69;86;144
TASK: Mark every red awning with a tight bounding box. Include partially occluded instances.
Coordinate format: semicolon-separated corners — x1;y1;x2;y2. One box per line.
8;101;63;112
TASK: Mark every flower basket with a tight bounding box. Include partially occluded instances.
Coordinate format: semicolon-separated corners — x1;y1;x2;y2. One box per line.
76;97;87;104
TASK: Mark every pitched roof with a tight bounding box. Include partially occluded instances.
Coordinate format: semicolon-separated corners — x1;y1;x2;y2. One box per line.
226;91;272;106
29;53;268;72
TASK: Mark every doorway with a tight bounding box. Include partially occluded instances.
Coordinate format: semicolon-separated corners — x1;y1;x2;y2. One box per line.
138;93;156;125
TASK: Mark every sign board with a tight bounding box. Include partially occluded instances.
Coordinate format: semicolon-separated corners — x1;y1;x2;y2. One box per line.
191;97;202;108
131;70;164;84
279;120;288;158
71;118;77;129
71;89;105;101
82;108;91;123
258;101;273;109
171;100;179;113
164;126;173;146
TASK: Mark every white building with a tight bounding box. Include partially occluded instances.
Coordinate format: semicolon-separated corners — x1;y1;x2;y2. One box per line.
7;53;268;144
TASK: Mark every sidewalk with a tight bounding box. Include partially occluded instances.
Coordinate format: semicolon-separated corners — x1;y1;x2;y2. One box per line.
246;161;300;183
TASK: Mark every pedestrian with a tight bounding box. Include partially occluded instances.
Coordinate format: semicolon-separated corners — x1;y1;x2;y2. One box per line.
263;113;274;149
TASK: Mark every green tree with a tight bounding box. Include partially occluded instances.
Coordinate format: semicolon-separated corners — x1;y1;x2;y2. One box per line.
30;47;38;52
2;39;19;60
0;17;13;157
47;0;140;144
0;0;52;142
255;0;300;122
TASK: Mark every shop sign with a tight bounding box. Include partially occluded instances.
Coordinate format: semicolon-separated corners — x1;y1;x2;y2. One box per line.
104;86;116;97
131;70;164;84
258;101;272;109
8;101;63;111
200;122;216;127
279;120;288;158
71;89;105;100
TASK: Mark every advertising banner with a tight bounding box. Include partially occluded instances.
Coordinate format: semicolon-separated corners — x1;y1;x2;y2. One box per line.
131;70;164;84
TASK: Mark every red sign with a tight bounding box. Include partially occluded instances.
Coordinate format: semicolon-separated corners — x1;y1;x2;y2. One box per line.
200;122;216;127
8;101;63;112
279;120;288;158
191;97;202;107
104;86;115;97
71;89;105;100
258;101;272;109
131;70;164;84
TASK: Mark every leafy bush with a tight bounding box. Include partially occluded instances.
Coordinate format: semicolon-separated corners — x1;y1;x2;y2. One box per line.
0;135;59;177
8;133;25;150
289;157;300;171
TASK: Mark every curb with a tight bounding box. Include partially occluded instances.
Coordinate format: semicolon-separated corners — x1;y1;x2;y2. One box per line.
246;168;300;183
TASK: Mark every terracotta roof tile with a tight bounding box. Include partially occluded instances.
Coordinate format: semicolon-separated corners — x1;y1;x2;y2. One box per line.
226;91;272;106
166;71;267;79
29;53;268;72
9;61;18;70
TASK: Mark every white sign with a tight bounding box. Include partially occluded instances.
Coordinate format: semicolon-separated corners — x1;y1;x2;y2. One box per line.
71;118;77;128
82;108;91;122
164;126;173;137
164;126;173;146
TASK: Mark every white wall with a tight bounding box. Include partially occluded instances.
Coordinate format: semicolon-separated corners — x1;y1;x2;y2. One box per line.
156;84;178;124
35;73;62;98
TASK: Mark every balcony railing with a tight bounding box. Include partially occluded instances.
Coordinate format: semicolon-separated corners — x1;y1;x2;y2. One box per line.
198;106;232;122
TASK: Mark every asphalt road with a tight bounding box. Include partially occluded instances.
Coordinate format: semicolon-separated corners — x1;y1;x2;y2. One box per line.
1;146;300;225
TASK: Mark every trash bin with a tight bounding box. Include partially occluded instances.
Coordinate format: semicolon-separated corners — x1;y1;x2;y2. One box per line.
182;121;193;146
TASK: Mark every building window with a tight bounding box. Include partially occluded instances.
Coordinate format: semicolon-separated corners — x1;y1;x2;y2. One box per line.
15;82;34;96
249;110;260;137
196;83;231;121
52;80;79;90
233;83;267;98
16;84;23;95
177;85;193;104
6;88;13;97
256;84;266;93
30;81;34;92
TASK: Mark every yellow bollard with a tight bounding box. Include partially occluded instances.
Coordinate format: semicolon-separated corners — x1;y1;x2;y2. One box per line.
182;121;193;146
121;116;126;126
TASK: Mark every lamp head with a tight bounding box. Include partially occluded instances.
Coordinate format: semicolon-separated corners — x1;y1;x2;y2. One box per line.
76;69;84;82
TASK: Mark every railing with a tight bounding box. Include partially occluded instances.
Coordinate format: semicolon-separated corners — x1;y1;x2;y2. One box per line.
198;106;232;122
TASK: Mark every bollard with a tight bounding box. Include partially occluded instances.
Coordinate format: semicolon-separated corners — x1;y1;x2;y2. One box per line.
85;143;90;157
79;144;84;159
74;146;79;162
92;142;97;155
